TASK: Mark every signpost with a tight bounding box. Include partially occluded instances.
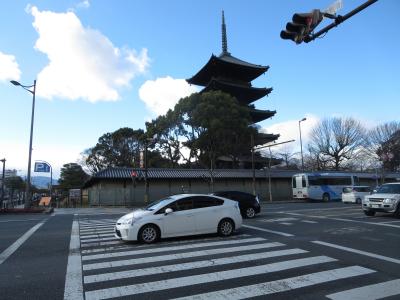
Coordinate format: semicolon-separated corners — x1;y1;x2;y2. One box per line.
34;161;52;198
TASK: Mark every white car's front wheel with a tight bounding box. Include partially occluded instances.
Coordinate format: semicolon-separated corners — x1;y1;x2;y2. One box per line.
218;219;234;237
138;224;160;244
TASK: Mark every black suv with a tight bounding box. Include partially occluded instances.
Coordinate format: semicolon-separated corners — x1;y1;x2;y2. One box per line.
212;191;261;218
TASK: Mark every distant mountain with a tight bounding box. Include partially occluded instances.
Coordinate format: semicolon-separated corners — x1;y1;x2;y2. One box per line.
31;176;59;189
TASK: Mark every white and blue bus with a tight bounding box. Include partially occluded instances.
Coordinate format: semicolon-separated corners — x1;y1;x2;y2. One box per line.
292;172;359;201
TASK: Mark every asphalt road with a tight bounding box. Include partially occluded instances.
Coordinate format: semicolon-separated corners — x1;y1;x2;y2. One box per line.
0;202;399;300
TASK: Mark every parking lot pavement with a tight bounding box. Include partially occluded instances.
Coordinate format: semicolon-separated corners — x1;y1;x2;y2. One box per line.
62;214;400;300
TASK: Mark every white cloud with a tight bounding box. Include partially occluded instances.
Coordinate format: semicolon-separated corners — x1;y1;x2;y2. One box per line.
261;114;319;151
0;140;84;178
0;51;21;81
139;76;199;116
29;6;149;102
77;0;90;9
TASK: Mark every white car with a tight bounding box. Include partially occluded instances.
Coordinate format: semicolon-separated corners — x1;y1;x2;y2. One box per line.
363;183;400;217
115;194;242;243
342;186;372;204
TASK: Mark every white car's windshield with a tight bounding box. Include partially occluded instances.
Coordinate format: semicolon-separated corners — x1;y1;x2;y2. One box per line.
376;184;400;194
145;197;173;211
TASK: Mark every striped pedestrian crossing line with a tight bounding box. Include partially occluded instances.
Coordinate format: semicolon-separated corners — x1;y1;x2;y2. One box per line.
82;237;267;261
65;217;400;300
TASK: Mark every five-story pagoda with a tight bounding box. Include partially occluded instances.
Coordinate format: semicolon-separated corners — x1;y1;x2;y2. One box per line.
186;11;279;146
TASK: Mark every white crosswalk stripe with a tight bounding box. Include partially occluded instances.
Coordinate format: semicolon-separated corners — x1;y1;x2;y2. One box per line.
84;248;308;284
172;266;376;300
85;256;337;300
326;279;400;300
70;217;396;300
82;237;266;261
83;241;284;271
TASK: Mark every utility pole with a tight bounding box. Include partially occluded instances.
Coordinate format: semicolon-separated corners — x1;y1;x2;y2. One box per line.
0;158;5;208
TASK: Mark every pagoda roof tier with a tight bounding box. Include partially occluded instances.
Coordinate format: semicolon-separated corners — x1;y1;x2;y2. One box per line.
201;79;272;104
255;133;280;146
249;108;276;123
187;53;269;86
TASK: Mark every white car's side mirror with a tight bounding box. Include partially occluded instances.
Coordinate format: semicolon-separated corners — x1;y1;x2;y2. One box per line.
165;208;173;215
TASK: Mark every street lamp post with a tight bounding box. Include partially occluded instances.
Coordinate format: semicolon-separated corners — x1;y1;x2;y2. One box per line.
254;139;295;202
11;80;36;208
0;158;5;208
298;117;307;172
143;134;157;204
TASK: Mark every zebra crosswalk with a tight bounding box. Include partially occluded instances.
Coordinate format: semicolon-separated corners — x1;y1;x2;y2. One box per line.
64;217;400;300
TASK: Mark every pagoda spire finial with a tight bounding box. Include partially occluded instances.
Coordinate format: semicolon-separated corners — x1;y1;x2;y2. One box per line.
221;10;230;55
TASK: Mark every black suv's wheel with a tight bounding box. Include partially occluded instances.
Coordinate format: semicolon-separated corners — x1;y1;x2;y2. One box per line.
138;224;160;244
364;210;376;216
218;219;234;237
322;193;331;202
245;207;256;218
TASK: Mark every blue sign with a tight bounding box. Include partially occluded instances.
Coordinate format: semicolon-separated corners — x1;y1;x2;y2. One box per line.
34;162;51;173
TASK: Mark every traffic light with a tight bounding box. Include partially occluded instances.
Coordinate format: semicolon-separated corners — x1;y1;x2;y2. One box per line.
280;9;323;44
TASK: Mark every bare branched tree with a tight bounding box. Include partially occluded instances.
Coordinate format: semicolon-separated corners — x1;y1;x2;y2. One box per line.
308;117;366;170
365;121;400;163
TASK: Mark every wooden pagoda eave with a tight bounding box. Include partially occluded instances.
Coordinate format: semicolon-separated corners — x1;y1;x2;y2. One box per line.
255;133;280;145
249;109;276;123
201;79;273;104
187;54;269;87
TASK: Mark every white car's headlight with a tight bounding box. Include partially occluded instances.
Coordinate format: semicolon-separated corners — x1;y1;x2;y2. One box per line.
120;218;132;225
383;198;396;204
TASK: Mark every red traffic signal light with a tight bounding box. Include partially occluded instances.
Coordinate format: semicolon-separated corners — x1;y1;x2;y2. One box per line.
280;9;323;44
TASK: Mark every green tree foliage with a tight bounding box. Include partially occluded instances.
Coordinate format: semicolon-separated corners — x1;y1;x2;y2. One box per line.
83;127;145;173
146;91;257;169
189;91;255;168
59;163;89;190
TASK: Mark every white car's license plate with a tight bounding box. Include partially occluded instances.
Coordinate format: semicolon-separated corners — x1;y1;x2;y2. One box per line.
371;204;380;208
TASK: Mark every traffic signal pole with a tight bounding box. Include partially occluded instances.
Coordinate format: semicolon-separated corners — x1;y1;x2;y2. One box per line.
305;0;378;43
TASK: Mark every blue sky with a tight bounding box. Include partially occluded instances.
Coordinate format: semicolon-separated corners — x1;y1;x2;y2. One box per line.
0;0;399;178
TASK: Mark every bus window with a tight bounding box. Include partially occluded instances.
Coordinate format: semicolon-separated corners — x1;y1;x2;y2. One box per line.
302;175;306;187
292;177;297;188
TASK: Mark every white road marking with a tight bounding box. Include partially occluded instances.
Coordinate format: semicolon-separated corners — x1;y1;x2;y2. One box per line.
279;222;293;225
80;240;123;248
82;237;265;261
79;224;114;230
380;220;400;224
64;220;83;300
83;242;284;271
81;234;251;254
0;220;46;265
84;248;308;284
301;220;318;224
79;221;116;226
84;256;335;300
80;229;114;236
80;233;115;239
284;206;360;213
0;218;47;223
173;266;375;300
285;212;400;228
242;224;294;237
80;237;118;243
326;279;400;300
312;241;400;264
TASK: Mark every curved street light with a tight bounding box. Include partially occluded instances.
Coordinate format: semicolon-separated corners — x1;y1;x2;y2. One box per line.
10;80;37;208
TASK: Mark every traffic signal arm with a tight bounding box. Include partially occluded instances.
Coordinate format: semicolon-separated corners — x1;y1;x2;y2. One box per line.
305;0;378;43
